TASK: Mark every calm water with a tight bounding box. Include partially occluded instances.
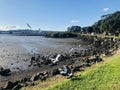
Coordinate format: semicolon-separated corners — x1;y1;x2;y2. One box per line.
0;35;82;53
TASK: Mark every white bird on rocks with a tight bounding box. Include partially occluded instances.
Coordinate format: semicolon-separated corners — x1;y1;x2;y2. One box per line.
50;54;61;64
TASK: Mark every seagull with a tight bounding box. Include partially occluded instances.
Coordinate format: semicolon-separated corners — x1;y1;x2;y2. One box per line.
50;54;61;64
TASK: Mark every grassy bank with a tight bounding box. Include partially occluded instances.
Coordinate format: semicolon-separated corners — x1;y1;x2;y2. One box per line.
47;50;120;90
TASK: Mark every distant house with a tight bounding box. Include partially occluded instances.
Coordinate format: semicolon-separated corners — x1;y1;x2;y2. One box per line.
91;32;95;35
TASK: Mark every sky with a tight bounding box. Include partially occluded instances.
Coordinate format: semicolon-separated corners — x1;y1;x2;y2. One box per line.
0;0;120;31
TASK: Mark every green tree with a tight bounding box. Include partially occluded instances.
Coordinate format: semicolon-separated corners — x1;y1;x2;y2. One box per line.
86;26;94;33
67;26;81;33
92;11;120;35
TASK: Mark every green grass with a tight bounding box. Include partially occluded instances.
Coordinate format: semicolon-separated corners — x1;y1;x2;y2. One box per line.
47;56;120;90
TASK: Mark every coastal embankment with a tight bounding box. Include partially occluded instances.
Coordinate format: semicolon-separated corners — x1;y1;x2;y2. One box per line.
21;44;120;90
46;47;120;90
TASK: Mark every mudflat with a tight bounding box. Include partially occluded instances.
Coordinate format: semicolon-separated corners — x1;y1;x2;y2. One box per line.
0;35;84;87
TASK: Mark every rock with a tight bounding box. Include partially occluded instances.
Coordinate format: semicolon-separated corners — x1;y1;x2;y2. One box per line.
5;81;19;89
0;66;4;72
43;71;48;75
96;56;103;62
43;59;51;65
30;83;35;86
91;56;103;63
20;77;30;83
31;56;35;61
73;66;80;72
37;63;42;67
40;76;46;81
0;68;11;76
0;87;4;90
43;71;49;78
30;73;40;81
84;58;91;63
12;84;22;90
52;69;60;75
83;63;91;67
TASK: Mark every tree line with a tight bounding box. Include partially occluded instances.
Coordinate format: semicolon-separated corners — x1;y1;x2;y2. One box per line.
45;11;120;38
67;11;120;36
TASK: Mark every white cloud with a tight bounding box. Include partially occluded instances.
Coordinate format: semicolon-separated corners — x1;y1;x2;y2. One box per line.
71;20;80;23
0;25;23;30
0;25;16;30
103;8;110;12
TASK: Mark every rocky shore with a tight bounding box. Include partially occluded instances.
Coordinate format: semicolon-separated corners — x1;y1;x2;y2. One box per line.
0;35;120;90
